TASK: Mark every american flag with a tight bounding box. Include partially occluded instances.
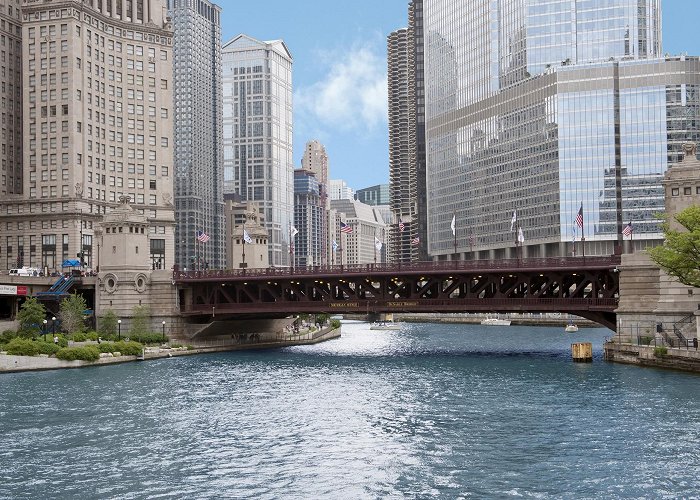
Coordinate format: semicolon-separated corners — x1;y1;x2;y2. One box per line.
398;219;405;232
622;222;633;237
340;222;353;234
196;230;210;243
575;204;584;229
411;236;420;245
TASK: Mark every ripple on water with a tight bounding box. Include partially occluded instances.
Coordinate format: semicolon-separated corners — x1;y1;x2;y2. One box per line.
1;322;699;499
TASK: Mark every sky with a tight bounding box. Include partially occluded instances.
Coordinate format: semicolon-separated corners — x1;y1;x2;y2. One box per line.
220;0;700;192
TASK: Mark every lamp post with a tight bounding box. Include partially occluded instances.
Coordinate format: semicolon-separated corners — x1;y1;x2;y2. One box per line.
42;319;48;342
52;316;56;342
161;320;166;343
117;319;122;340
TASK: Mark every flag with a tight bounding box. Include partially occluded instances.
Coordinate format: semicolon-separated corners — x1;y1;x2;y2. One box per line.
243;229;253;244
411;236;420;246
340;221;353;234
622;222;633;237
196;230;210;243
374;236;383;252
469;234;475;246
510;210;517;232
332;240;338;252
518;226;525;244
290;226;298;238
451;214;456;236
575;204;583;228
398;219;405;232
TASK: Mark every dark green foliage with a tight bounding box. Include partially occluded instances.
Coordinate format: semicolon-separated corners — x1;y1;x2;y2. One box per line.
55;346;100;362
1;329;17;344
99;310;118;338
654;346;668;357
127;332;166;345
112;341;143;356
16;298;46;338
4;338;40;356
35;342;61;355
330;319;341;329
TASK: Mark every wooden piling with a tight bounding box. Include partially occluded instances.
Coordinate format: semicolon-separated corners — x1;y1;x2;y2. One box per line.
571;342;593;363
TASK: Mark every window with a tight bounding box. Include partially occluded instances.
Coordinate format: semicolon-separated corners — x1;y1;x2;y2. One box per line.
684;187;692;196
672;188;679;196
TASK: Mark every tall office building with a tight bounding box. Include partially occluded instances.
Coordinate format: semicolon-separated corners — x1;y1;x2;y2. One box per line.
0;1;22;199
329;179;354;201
420;0;700;260
0;0;174;272
169;0;224;271
388;0;426;264
222;34;293;267
301;139;329;265
293;168;324;267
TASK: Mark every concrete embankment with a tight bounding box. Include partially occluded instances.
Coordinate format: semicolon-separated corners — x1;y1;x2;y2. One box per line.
0;328;341;374
604;342;700;373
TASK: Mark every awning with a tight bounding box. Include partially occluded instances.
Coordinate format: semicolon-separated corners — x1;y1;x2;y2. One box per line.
62;259;81;267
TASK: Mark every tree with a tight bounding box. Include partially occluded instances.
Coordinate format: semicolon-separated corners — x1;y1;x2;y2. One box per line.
648;205;700;288
59;293;88;335
16;297;46;338
130;305;151;336
99;309;118;338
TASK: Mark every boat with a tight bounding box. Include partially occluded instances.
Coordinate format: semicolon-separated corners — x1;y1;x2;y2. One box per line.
369;322;402;331
480;317;511;326
565;322;579;333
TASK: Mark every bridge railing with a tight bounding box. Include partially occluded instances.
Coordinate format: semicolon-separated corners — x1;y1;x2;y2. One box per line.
174;255;621;282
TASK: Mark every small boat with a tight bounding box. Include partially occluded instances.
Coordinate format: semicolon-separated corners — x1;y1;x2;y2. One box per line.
369;322;401;331
565;322;579;333
481;317;511;326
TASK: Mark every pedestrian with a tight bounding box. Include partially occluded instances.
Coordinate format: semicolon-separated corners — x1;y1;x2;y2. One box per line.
97;337;102;344
694;337;698;350
53;336;59;345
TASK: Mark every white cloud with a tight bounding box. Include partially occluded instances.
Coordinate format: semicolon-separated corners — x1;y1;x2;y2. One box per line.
295;43;388;133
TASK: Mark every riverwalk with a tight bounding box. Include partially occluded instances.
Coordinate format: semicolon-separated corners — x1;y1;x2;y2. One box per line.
0;328;341;374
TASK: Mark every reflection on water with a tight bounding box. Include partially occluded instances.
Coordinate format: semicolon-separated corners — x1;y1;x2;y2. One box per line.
1;321;699;499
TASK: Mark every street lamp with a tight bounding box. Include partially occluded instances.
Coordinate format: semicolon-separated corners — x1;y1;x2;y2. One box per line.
161;320;166;343
52;316;56;342
42;319;48;342
117;319;122;340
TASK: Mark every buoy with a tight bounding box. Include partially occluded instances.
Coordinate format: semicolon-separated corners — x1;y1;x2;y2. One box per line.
571;342;593;363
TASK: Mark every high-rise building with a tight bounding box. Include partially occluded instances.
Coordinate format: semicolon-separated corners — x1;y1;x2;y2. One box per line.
356;184;390;207
222;34;294;267
293;169;324;267
0;1;22;199
329;179;354;201
421;0;699;260
301;139;329;265
0;0;175;272
388;1;426;264
169;0;225;270
330;198;387;265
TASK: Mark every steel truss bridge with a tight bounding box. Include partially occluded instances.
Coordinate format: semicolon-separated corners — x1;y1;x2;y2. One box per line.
174;256;621;330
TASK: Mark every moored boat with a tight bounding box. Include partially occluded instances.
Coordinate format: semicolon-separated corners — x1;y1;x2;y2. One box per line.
480;317;512;326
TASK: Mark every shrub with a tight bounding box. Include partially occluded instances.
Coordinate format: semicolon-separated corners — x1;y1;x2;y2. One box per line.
71;332;88;342
56;346;100;362
654;346;668;357
5;338;40;356
112;341;143;356
98;342;116;353
1;329;17;344
130;305;151;336
17;298;46;338
640;336;654;346
330;319;341;329
35;342;61;356
128;332;166;345
99;310;118;338
59;293;88;334
85;331;100;341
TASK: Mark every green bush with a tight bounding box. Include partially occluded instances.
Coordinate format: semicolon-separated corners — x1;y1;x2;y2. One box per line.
330;319;341;329
56;346;100;362
127;332;166;345
98;342;116;353
85;331;99;341
99;310;118;338
654;346;668;357
1;329;17;344
640;335;654;346
5;338;41;356
112;341;144;356
71;332;88;342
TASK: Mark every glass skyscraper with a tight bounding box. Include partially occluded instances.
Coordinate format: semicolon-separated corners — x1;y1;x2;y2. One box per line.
421;0;699;260
222;35;293;267
170;0;225;270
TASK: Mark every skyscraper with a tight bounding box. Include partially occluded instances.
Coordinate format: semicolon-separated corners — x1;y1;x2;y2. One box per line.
169;0;225;270
0;0;175;272
222;34;293;267
388;0;426;264
0;1;22;199
301;139;329;265
421;0;697;260
293;168;324;267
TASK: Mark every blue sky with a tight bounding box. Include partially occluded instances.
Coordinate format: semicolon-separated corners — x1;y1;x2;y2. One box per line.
220;0;700;192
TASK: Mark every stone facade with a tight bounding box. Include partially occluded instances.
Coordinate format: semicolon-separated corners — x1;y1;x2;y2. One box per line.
225;200;269;269
663;142;700;231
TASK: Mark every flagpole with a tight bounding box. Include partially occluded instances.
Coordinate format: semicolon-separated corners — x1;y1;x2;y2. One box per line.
241;222;246;269
374;229;377;265
453;212;457;258
581;203;586;259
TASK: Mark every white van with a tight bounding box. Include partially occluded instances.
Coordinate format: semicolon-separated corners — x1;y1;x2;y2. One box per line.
8;267;40;277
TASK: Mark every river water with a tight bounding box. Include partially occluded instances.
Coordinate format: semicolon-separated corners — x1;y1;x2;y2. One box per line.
1;321;699;499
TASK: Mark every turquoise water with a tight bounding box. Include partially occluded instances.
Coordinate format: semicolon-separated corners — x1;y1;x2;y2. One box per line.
1;321;699;499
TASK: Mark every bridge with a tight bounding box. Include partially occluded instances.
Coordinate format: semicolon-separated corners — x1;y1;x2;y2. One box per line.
174;256;621;330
